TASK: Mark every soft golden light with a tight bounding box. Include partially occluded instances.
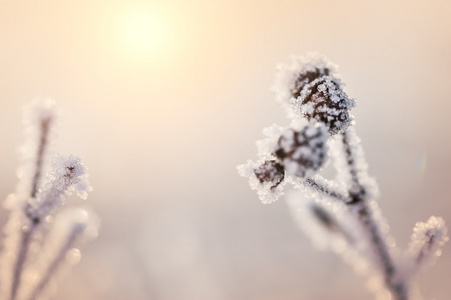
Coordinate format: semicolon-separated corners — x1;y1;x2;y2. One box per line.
107;2;171;63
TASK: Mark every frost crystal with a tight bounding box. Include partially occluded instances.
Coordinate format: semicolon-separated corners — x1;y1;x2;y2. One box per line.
293;76;355;135
275;123;328;178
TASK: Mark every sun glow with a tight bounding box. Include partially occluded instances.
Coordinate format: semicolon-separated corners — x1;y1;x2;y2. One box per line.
107;3;173;63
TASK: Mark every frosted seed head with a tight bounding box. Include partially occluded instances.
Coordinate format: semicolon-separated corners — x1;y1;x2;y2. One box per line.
273;53;338;107
295;76;355;135
275;123;328;178
237;160;287;204
254;160;285;189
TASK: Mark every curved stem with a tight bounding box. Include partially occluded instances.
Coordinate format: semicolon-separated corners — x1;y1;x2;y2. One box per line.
303;176;351;203
341;129;408;300
10;224;37;300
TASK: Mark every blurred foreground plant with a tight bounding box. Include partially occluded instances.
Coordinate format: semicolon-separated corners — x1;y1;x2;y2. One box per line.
0;99;98;300
238;54;448;300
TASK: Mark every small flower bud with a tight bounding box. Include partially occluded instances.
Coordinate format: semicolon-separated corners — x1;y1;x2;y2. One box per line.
238;159;287;204
296;76;355;135
275;124;328;178
254;160;285;189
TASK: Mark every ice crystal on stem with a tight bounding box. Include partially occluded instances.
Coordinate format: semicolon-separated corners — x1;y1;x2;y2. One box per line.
0;100;98;300
238;53;447;300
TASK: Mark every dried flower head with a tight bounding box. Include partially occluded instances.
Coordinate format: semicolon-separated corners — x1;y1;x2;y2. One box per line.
273;53;338;106
254;160;285;188
294;76;355;135
237;160;287;204
275;123;328;178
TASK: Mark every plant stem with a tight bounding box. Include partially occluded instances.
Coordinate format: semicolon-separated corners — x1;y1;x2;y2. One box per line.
304;177;351;203
10;117;51;300
341;129;408;300
10;224;37;300
31;118;51;198
26;224;83;300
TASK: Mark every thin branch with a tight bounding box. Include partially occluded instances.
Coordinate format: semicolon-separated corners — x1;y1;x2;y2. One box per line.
303;177;351;203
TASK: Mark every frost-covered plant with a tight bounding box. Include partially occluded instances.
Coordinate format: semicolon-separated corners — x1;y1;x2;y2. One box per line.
238;53;448;300
0;99;99;300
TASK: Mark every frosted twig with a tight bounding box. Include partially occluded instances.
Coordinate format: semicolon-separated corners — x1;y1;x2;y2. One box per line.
353;202;407;300
30;114;51;198
25;208;98;300
238;53;447;300
7;100;57;300
0;100;96;300
302;177;351;203
340;128;368;202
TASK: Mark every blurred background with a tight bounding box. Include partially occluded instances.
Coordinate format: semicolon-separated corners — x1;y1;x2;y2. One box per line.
1;0;451;299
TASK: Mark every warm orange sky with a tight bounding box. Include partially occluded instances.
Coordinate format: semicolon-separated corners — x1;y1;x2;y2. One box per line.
1;0;451;299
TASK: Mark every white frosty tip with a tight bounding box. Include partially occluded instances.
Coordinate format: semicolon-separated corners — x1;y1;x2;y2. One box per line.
406;216;448;271
27;154;91;220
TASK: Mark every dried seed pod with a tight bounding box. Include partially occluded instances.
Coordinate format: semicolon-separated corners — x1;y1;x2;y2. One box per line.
275;123;328;178
254;160;285;189
295;76;355;135
237;159;287;204
273;53;338;116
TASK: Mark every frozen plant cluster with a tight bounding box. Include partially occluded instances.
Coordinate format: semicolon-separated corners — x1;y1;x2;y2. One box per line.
238;53;448;300
0;99;99;300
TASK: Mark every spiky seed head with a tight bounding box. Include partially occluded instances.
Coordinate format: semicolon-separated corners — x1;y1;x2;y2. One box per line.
296;76;355;135
275;123;328;178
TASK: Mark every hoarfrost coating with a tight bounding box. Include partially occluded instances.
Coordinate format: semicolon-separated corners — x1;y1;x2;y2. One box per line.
237;160;287;204
275;123;328;178
273;53;338;108
407;216;449;272
238;53;448;300
27;154;91;221
294;76;355;135
16;98;58;204
0;100;97;300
